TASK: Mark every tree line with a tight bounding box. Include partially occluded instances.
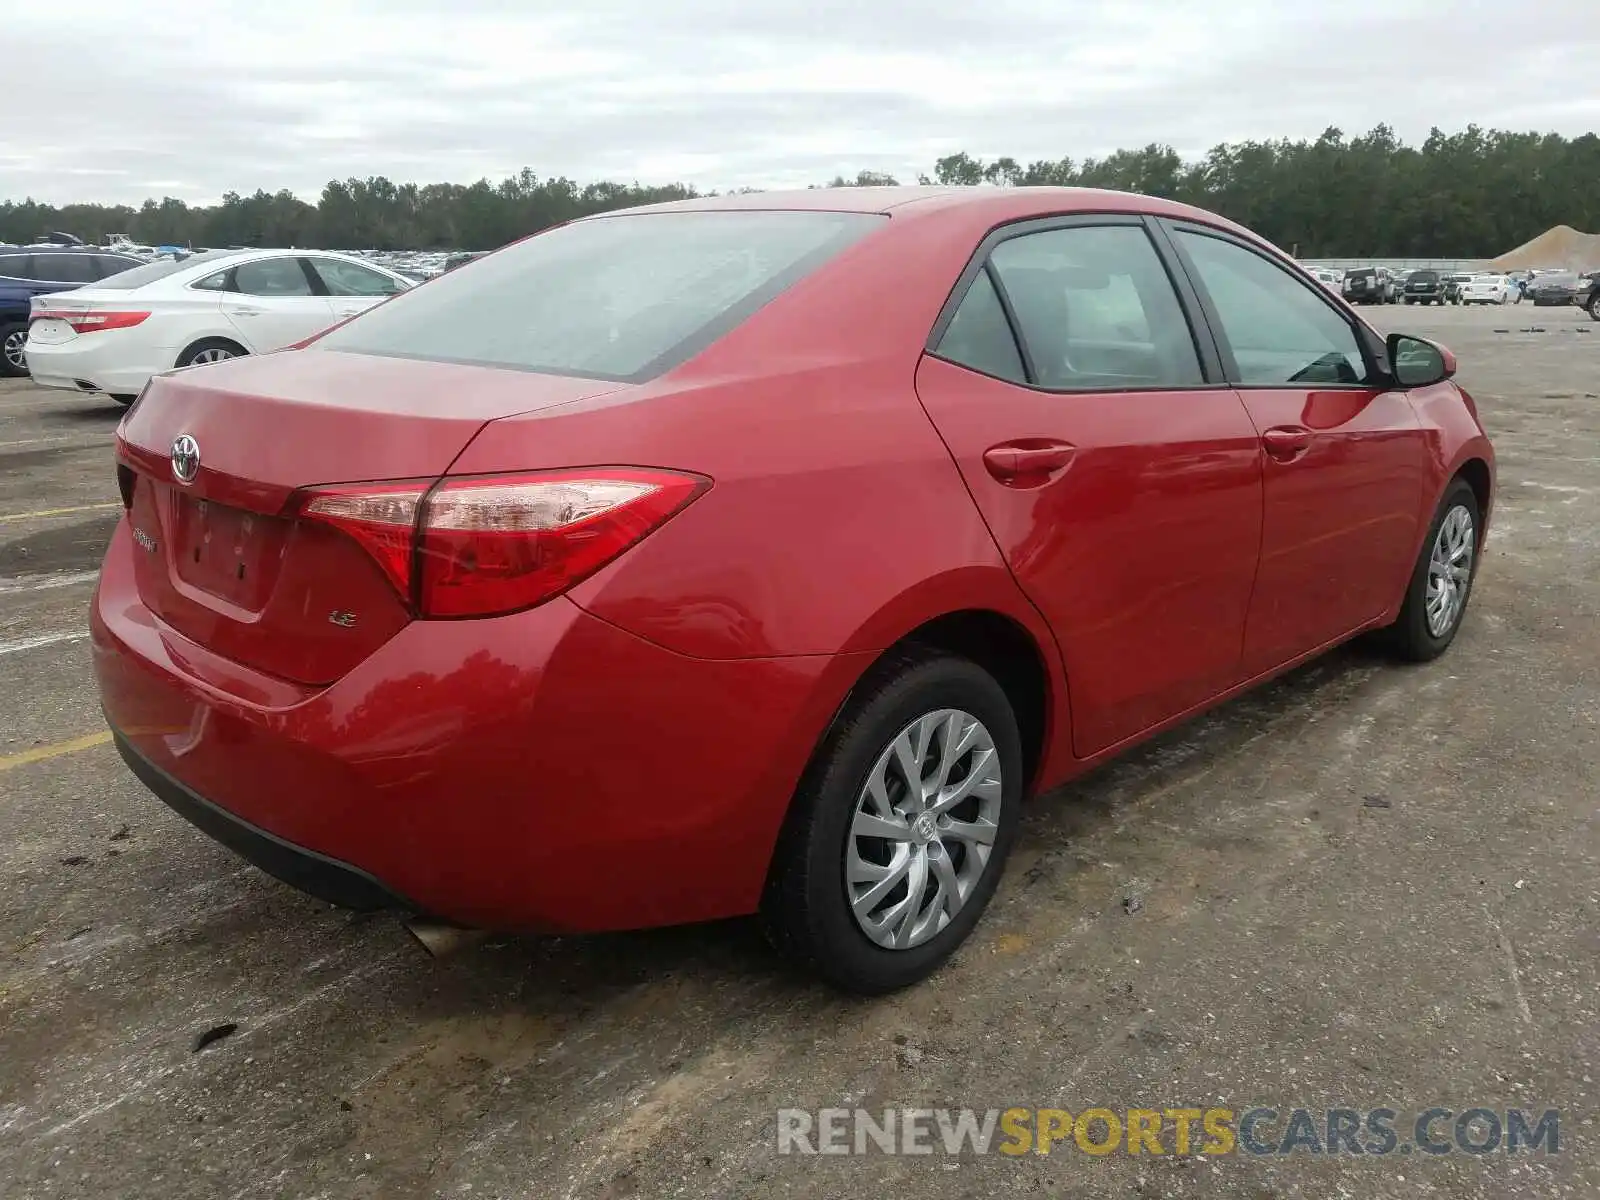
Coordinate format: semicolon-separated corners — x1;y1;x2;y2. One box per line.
3;125;1595;258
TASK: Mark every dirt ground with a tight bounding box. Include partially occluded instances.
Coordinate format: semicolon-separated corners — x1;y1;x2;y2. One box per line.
1;301;1596;1199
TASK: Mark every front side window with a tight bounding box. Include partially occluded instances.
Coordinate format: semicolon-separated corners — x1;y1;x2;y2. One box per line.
0;254;31;281
309;258;404;297
35;254;98;284
984;224;1203;390
1176;231;1368;386
232;257;314;297
314;210;883;381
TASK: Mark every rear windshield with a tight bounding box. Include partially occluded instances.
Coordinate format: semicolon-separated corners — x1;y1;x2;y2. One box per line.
1410;270;1439;282
313;210;884;381
93;250;231;290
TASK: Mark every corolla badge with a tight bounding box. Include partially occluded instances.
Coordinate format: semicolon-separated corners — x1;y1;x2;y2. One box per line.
170;434;200;484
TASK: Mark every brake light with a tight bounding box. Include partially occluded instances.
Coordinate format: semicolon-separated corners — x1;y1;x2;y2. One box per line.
298;468;709;618
32;309;151;333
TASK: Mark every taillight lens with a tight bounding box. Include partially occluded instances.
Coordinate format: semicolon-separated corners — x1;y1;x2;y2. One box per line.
298;468;709;618
32;309;151;333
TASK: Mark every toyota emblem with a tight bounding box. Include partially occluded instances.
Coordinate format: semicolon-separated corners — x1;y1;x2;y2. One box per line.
171;434;201;484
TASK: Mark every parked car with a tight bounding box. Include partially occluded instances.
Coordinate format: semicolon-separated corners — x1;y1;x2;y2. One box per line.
1402;269;1447;304
1342;266;1391;305
94;188;1495;993
0;246;144;377
1442;273;1476;305
1459;274;1518;305
1307;267;1344;293
1526;271;1584;306
1578;271;1600;320
24;249;412;404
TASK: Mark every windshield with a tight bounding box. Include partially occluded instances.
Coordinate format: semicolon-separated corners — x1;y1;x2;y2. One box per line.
314;210;884;382
93;250;232;289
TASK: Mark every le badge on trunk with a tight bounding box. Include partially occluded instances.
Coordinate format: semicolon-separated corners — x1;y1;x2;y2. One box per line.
171;434;200;484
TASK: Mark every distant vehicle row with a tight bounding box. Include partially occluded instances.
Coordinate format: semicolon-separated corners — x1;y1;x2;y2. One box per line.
18;249;414;399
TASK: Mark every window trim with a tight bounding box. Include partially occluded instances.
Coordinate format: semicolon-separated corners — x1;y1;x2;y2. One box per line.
924;211;1226;393
1156;219;1391;389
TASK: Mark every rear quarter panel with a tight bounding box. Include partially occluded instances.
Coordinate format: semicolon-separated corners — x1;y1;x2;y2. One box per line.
448;206;1054;664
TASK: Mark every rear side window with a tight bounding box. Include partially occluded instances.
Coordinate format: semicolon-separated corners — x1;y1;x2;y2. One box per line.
314;211;883;381
979;224;1203;390
934;270;1025;383
95;251;232;290
233;257;314;297
93;255;139;280
35;254;98;284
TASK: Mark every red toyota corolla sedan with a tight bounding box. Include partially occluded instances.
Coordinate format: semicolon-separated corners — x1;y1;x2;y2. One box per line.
93;187;1494;992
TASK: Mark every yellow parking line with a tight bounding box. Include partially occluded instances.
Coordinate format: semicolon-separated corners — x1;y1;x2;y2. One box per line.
0;731;113;773
0;502;121;524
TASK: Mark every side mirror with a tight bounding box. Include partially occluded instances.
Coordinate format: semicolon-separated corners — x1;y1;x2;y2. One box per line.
1387;333;1456;387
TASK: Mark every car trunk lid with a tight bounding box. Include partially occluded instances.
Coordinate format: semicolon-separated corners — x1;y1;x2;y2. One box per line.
115;349;629;685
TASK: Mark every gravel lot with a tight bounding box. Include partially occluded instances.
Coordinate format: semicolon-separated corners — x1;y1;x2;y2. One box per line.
1;302;1596;1199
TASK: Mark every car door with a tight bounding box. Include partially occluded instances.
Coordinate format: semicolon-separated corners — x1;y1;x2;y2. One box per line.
219;256;336;351
1163;223;1428;676
303;257;406;323
913;216;1264;757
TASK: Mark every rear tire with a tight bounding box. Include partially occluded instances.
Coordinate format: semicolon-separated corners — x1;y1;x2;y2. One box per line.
0;323;27;378
175;338;247;369
110;394;138;407
1381;478;1481;662
1588;294;1600;321
761;648;1024;994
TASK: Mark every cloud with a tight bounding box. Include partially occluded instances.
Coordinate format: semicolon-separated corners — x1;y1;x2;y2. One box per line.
2;0;1597;205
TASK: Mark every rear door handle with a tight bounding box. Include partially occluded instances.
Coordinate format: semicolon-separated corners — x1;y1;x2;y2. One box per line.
1262;426;1314;462
982;440;1077;483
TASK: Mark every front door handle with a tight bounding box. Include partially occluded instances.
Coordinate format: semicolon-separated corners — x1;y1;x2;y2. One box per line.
982;440;1077;484
225;306;265;317
1261;426;1314;462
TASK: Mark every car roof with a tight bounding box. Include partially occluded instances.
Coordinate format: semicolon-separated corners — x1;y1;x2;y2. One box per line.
603;185;1262;241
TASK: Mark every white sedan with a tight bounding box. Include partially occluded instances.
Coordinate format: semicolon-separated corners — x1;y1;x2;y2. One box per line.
1459;273;1518;305
23;249;413;404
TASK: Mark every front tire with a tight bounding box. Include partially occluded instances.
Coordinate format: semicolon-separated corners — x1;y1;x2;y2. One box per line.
1382;478;1481;662
0;323;27;378
761;648;1024;994
1588;294;1600;321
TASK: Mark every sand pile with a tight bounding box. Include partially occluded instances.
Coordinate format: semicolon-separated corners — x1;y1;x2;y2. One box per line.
1490;225;1600;271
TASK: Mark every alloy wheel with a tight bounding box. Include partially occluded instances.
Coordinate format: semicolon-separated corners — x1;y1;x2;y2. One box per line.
846;708;1003;950
190;347;235;365
1425;504;1475;638
2;329;25;372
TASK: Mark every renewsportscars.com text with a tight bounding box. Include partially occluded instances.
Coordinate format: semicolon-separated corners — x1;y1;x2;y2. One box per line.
776;1106;1560;1157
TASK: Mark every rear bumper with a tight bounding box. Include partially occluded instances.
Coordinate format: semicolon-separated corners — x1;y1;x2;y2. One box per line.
92;519;867;932
112;729;411;911
24;335;174;395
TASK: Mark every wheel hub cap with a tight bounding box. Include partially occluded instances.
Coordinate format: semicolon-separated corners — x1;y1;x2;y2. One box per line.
845;708;1003;950
1425;504;1475;638
3;330;24;370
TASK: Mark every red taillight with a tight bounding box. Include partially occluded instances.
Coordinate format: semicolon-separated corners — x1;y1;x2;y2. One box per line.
33;309;151;334
297;468;709;618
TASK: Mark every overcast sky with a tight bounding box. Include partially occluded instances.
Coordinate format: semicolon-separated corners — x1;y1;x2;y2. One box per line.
4;0;1598;206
